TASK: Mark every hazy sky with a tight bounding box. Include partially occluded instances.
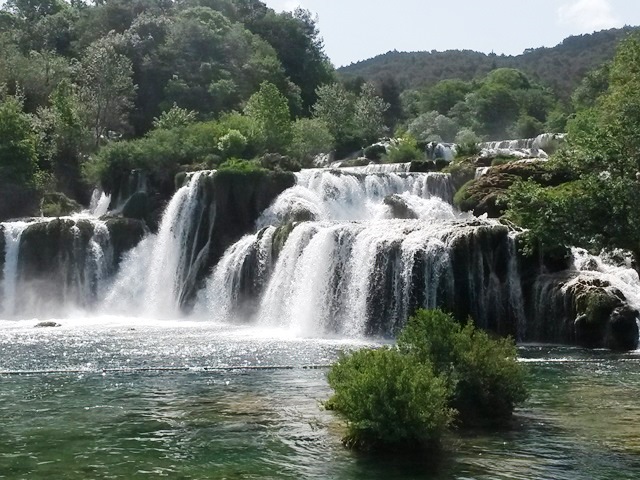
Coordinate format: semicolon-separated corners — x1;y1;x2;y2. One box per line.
263;0;640;67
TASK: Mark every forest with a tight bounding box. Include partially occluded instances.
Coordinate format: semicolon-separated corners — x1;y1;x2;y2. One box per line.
0;0;636;242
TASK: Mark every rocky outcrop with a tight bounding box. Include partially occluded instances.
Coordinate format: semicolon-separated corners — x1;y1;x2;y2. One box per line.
104;218;147;263
12;217;146;314
524;274;639;350
179;169;296;307
454;161;573;217
40;192;82;217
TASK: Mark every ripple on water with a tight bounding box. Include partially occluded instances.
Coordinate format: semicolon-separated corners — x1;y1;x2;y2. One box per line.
0;323;639;479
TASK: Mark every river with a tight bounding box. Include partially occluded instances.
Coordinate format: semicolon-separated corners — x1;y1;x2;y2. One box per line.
1;319;638;479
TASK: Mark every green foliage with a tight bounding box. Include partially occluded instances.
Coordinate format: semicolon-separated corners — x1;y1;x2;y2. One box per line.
419;79;471;115
244;81;292;153
79;33;136;144
217;129;248;160
408;111;459;143
363;144;387;161
217;158;266;174
353;82;389;145
313;82;356;151
397;309;528;424
152;104;197;130
454;128;481;156
287;118;334;164
0;89;39;187
326;346;454;450
384;135;422;163
339;27;636;100
507;33;640;260
327;309;527;450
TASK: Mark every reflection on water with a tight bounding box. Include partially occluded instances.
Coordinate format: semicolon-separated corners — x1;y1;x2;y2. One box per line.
0;321;639;479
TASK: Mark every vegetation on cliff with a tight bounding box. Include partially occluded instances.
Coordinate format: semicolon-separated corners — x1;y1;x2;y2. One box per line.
506;33;640;264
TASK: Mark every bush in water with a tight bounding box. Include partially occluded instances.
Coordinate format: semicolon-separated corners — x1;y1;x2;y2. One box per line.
398;309;528;425
326;346;454;451
326;309;527;450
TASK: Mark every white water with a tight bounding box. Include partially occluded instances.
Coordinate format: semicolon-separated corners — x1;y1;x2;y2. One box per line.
1;161;639;347
258;168;455;227
197;168;524;338
101;171;214;318
571;248;640;311
88;190;112;217
1;222;30;317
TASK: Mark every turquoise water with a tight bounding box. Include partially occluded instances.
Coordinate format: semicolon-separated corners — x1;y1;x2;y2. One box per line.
0;319;639;479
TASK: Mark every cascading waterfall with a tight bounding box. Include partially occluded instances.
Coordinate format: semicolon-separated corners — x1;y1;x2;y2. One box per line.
0;158;637;347
0;217;115;318
258;168;455;226
1;222;30;317
101;171;214;317
197;168;527;338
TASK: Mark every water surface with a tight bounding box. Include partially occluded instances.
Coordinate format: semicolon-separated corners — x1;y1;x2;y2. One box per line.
1;320;639;479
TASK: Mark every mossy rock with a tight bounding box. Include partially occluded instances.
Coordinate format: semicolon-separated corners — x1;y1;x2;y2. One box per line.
569;279;638;349
384;195;418;219
40;192;82;217
442;158;477;190
409;160;437;172
105;218;147;263
453;161;573;218
271;222;297;259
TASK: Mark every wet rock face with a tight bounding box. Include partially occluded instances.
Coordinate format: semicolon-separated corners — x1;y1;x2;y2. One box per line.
104;218;147;263
605;306;640;351
178;170;296;308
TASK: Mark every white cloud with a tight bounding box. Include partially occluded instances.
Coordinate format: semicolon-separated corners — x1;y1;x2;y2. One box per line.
558;0;621;30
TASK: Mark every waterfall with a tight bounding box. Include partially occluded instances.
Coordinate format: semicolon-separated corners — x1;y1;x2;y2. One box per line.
198;217;525;338
1;222;30;317
101;171;215;317
258;168;455;227
0;217;115;318
88;189;112;217
197;167;530;338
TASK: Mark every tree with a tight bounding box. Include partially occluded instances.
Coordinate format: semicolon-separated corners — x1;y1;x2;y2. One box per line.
313;83;356;153
420;79;471;115
79;34;136;145
287;117;334;164
408;111;459;143
353;82;389;145
326;309;527;450
244;81;292;153
507;33;640;262
244;7;335;113
0;88;39;186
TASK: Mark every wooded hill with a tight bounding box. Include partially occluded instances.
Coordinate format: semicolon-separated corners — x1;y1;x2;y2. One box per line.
338;27;639;100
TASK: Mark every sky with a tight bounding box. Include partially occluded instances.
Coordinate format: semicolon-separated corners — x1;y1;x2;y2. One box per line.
262;0;640;67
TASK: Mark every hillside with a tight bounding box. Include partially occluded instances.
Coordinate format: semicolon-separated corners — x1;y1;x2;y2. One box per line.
338;27;639;99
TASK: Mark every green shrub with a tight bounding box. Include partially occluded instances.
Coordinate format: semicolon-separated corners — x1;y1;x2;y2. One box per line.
384;136;422;163
363;144;387;161
326;347;454;451
326;309;527;451
398;309;527;424
217;129;248;159
217;158;266;173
